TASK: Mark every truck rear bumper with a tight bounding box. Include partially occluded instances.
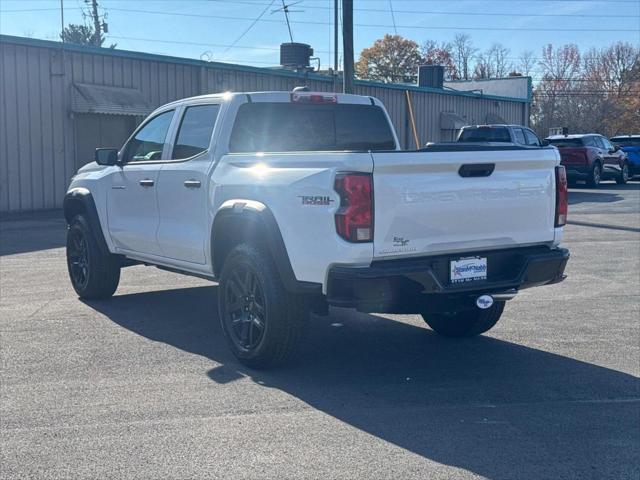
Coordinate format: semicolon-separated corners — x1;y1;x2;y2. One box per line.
327;246;569;313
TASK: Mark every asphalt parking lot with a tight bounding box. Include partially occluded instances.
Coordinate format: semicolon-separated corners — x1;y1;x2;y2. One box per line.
1;181;639;479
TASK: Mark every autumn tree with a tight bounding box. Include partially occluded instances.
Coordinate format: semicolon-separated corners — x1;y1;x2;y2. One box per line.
355;34;421;83
421;40;459;80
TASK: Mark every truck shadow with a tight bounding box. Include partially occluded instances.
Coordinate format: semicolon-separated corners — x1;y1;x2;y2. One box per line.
85;285;640;479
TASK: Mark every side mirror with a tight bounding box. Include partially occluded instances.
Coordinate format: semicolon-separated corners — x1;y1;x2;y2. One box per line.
95;148;119;166
613;145;621;152
541;140;550;147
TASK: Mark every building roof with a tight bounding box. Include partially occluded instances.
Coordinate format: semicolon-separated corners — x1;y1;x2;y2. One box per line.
0;34;530;104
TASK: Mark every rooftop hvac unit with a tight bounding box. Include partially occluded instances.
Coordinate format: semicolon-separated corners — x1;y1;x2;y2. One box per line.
418;65;444;89
280;43;313;69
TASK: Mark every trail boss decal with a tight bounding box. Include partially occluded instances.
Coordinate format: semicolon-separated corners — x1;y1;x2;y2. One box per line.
299;195;334;206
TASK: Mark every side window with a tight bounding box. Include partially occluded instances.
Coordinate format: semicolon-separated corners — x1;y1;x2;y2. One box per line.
172;104;220;160
583;136;595;147
123;110;174;163
513;128;526;145
593;136;606;149
601;137;613;151
524;129;541;146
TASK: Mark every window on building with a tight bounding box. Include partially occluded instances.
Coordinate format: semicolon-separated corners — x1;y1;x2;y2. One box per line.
172;104;220;160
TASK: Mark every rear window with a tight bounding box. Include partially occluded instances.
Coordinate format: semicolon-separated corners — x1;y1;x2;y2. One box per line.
548;138;584;148
228;102;396;153
458;127;511;143
611;137;640;147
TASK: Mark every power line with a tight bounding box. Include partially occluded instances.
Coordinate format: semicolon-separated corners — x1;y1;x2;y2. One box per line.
388;0;397;35
220;0;276;57
101;7;640;32
198;0;640;18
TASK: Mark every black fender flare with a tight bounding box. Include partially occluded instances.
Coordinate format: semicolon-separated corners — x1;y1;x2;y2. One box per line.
63;188;110;256
211;200;322;295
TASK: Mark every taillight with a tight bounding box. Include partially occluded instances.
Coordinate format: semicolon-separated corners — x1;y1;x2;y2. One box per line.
290;92;338;104
555;165;568;227
334;173;373;242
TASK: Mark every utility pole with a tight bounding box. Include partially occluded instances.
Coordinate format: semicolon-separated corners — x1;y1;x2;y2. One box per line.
88;0;102;46
342;0;354;93
60;0;65;43
334;0;338;72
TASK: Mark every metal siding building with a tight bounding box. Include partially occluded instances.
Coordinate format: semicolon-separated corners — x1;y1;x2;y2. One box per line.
0;35;530;212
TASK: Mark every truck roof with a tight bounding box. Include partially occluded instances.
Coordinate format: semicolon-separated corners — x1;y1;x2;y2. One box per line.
546;134;599;140
160;91;378;108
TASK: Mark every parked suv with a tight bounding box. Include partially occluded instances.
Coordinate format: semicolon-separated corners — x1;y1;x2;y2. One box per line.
546;134;629;187
457;125;544;147
610;135;640;178
64;90;569;368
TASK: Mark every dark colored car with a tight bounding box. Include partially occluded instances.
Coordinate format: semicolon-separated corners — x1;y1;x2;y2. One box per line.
546;134;629;187
458;124;544;146
610;135;640;178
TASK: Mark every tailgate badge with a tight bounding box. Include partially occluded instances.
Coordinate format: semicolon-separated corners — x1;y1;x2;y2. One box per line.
393;236;410;247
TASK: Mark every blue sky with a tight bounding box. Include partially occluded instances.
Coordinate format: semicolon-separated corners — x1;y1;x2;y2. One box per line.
2;0;639;79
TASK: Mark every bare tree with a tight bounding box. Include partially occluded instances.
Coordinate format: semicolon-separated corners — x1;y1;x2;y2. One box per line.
488;43;512;78
452;33;477;80
518;50;536;77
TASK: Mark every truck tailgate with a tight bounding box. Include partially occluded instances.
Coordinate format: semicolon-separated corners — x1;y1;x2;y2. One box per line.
371;148;559;259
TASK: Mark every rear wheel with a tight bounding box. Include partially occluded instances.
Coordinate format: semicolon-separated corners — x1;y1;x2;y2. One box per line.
615;162;630;185
218;243;307;369
421;302;505;338
66;214;120;299
586;162;601;188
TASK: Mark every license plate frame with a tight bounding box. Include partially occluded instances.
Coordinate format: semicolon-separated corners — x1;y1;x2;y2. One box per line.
450;256;488;284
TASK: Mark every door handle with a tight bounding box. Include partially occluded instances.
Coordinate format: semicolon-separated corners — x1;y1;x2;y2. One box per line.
184;180;201;189
458;163;495;178
139;179;155;187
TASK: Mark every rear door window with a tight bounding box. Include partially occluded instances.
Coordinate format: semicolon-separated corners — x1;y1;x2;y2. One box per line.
513;128;526;145
172;104;220;160
583;137;596;147
228;102;396;152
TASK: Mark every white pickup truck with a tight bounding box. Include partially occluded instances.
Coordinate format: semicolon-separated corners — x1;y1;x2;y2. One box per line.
64;89;569;368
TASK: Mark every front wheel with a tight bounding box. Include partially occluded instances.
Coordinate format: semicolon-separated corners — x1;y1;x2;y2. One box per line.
615;162;630;185
66;214;120;299
421;302;505;338
218;243;307;369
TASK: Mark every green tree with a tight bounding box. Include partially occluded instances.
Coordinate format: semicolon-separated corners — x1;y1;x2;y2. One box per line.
356;34;421;83
60;23;115;48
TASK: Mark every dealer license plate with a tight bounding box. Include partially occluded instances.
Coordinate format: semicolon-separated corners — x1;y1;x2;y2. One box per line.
450;257;487;284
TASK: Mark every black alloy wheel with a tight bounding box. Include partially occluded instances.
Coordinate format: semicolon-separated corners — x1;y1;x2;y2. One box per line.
67;228;90;291
222;265;267;352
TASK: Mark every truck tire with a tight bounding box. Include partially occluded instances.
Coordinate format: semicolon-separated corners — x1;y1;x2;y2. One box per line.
66;214;120;299
615;162;630;185
218;243;307;369
586;162;601;188
421;301;505;338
